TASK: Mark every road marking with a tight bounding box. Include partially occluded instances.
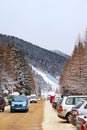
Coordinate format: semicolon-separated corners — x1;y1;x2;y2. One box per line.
11;113;28;130
27;127;42;130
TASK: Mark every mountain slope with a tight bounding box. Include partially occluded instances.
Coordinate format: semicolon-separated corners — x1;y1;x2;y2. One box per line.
53;50;69;59
32;66;60;94
0;34;69;77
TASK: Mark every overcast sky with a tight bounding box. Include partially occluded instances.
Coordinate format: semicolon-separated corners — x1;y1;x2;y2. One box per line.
0;0;87;55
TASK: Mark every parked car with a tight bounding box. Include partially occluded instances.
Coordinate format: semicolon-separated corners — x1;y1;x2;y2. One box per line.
50;95;55;103
47;95;51;100
76;114;87;130
4;97;9;105
57;95;87;123
52;96;60;109
0;96;6;111
70;100;87;126
29;94;37;103
10;95;29;112
56;97;63;108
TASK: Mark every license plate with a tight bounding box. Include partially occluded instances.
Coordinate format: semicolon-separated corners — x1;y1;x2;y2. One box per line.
76;122;81;128
16;108;21;110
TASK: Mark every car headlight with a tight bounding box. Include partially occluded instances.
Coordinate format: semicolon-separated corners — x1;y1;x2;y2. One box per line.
22;104;26;106
11;104;14;106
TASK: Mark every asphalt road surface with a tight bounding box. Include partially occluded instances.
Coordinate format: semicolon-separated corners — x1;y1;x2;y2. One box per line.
0;100;76;130
0;100;44;130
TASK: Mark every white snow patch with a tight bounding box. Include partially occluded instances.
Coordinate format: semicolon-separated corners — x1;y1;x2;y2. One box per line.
32;66;60;92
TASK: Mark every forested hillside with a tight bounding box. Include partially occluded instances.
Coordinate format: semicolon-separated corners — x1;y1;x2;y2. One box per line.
0;44;35;95
0;34;69;78
59;31;87;95
0;34;69;95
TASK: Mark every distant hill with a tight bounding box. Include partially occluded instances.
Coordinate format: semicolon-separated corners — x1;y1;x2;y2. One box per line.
0;34;69;77
53;50;70;59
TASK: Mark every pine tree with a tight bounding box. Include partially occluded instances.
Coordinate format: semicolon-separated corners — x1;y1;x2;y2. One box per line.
60;36;85;95
0;44;35;95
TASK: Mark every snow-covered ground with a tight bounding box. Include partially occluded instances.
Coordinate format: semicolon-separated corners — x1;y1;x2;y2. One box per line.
42;100;76;130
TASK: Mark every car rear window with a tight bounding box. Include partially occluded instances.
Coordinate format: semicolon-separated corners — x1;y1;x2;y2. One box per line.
30;96;36;99
54;97;59;102
57;98;63;105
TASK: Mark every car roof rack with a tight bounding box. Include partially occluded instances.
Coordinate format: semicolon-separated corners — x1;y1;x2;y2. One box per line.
61;94;71;98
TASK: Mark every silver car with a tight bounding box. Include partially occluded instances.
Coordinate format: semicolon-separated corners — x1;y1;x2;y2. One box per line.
70;100;87;126
57;95;87;122
76;115;87;130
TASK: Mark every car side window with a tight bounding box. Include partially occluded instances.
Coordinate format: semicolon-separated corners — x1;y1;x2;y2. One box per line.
66;97;73;105
75;97;87;104
84;104;87;109
75;97;80;104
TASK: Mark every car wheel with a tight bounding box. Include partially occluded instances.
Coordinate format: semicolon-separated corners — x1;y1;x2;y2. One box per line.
25;109;27;112
2;107;5;111
54;105;56;109
66;113;72;123
10;109;14;112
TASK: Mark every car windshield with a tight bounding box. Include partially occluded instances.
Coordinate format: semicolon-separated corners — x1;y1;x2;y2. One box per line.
13;96;26;102
54;97;59;102
30;96;36;99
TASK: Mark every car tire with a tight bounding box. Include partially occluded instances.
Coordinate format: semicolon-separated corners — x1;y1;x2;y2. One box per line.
10;109;14;112
2;107;5;111
66;113;72;123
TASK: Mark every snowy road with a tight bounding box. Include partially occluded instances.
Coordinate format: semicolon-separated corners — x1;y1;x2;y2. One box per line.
42;100;76;130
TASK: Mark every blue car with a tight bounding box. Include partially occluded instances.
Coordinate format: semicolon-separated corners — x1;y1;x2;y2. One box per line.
10;95;29;112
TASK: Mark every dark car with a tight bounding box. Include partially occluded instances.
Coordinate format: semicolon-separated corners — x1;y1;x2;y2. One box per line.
0;96;6;111
52;96;60;109
70;100;87;126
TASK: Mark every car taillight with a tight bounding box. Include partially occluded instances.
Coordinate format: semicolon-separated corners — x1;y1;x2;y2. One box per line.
81;121;86;130
81;126;85;130
59;105;63;112
72;110;80;115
